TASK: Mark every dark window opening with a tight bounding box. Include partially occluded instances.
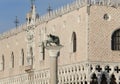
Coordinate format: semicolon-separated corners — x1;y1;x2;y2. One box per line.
21;49;24;65
72;32;77;52
11;52;14;68
90;73;98;84
112;29;120;50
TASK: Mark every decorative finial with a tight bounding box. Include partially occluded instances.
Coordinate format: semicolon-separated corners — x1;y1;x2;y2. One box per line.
47;4;52;16
31;0;35;5
14;16;19;28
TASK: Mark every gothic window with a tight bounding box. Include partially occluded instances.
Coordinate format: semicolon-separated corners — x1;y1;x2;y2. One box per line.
112;29;120;50
0;55;4;71
85;81;87;84
30;47;33;57
100;74;107;84
21;49;24;66
110;74;117;84
11;52;14;68
2;55;4;70
30;47;33;65
71;32;77;52
90;73;98;84
39;42;45;61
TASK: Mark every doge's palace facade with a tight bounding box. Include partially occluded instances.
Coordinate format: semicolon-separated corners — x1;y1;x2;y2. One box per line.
0;0;120;84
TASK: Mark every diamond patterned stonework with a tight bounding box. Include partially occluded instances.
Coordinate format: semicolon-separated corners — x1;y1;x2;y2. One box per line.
0;0;120;84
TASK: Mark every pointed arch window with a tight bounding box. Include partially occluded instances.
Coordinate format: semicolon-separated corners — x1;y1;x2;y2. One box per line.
110;74;117;84
2;55;4;70
11;52;14;68
21;49;24;66
30;47;33;65
112;29;120;50
100;74;107;84
90;73;98;84
30;47;33;57
71;32;77;52
0;55;5;71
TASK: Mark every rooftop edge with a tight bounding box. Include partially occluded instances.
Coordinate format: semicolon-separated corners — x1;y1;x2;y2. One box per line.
0;0;120;40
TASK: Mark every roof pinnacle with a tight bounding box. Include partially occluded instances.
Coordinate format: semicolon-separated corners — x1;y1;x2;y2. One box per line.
47;4;52;16
31;0;35;5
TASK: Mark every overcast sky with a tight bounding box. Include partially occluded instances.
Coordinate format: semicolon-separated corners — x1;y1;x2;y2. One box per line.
0;0;74;33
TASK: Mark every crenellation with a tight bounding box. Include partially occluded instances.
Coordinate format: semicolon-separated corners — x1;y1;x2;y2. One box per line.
0;23;27;40
1;0;119;40
66;4;70;11
0;0;120;41
38;0;120;25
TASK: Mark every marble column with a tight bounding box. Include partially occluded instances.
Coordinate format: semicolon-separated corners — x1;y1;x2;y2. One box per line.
46;46;63;84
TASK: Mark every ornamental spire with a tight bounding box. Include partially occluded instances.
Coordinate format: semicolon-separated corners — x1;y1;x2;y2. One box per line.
47;4;52;16
14;16;19;28
31;0;35;6
26;0;36;26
